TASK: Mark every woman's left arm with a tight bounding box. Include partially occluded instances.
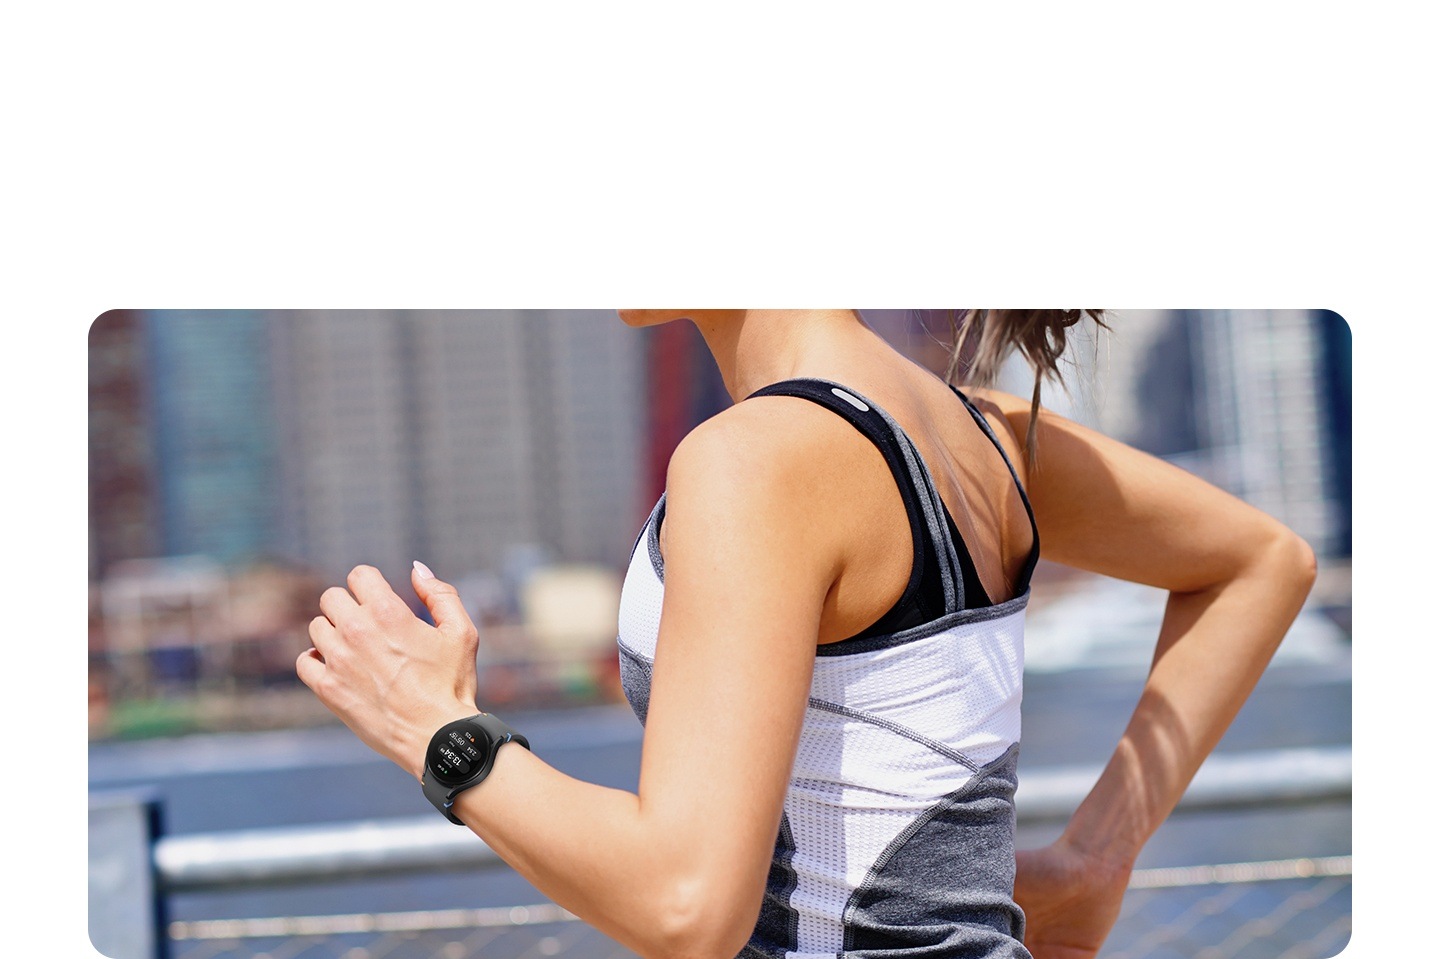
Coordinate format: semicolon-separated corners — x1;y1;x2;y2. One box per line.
297;408;836;959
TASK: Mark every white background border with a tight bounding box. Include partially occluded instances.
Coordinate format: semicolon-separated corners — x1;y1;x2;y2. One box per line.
6;3;1422;957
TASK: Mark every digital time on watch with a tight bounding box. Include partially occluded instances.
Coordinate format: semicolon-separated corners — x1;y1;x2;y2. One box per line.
421;712;530;824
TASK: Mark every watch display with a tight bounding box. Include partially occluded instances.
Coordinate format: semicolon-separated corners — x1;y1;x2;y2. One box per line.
426;718;494;786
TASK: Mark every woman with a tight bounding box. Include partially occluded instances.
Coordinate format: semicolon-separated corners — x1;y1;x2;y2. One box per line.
297;309;1317;959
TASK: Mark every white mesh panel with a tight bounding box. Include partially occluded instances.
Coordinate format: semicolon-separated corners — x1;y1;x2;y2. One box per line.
616;523;664;659
810;609;1026;769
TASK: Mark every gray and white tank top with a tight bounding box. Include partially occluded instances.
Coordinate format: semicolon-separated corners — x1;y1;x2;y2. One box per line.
616;378;1039;959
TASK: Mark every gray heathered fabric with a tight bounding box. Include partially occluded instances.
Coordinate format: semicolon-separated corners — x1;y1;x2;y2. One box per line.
645;493;668;583
885;427;963;612
617;641;653;726
737;814;802;958
842;745;1030;959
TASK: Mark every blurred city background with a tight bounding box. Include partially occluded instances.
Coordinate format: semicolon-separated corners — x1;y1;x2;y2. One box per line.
89;310;1352;959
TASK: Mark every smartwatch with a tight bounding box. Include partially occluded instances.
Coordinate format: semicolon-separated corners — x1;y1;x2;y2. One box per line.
421;712;530;824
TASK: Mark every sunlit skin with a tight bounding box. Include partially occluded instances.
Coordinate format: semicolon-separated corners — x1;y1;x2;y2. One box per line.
299;309;1316;959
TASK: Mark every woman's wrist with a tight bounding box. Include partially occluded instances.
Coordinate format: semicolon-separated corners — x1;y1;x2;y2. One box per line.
404;700;482;783
1057;817;1143;876
1055;738;1157;873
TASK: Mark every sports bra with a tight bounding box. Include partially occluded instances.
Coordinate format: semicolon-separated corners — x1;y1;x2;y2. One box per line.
745;377;1040;637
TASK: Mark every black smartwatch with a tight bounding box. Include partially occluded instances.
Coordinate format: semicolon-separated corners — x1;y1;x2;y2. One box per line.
422;712;530;824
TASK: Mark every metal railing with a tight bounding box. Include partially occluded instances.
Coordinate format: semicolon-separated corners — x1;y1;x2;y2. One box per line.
151;745;1350;893
160;856;1353;959
91;745;1352;959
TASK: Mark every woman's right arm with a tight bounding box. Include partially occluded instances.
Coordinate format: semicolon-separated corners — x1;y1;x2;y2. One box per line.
972;389;1318;959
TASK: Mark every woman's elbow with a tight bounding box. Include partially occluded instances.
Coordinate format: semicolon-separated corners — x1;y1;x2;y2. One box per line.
1248;524;1319;602
1295;535;1319;591
1277;529;1319;597
646;876;759;959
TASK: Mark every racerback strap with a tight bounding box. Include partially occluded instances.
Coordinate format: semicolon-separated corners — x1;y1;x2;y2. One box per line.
950;386;1041;594
747;378;969;613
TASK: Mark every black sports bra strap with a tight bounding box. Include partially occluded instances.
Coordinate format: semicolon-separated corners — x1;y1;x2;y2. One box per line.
748;378;966;612
950;386;1042;593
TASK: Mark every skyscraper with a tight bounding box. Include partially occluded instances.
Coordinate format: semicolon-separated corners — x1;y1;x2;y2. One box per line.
144;311;281;564
89;310;161;579
1190;309;1344;557
268;310;648;585
92;311;651;590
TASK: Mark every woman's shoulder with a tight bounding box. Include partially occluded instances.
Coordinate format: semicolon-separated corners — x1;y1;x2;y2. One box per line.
660;398;871;589
664;395;887;529
671;393;870;475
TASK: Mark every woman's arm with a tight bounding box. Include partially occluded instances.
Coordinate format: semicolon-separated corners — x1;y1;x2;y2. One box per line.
972;389;1318;959
297;404;842;959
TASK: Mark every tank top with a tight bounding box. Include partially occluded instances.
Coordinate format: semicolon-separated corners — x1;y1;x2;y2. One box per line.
616;378;1040;959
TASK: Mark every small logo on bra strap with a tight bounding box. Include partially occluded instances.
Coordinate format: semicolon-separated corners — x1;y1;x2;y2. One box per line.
831;387;870;412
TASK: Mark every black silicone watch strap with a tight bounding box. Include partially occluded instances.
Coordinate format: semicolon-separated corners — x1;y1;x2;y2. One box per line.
422;712;530;824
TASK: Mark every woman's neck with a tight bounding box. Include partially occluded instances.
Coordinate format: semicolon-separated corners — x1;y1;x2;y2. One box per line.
689;309;882;403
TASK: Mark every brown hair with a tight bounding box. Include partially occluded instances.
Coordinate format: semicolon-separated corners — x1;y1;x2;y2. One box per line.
943;309;1108;460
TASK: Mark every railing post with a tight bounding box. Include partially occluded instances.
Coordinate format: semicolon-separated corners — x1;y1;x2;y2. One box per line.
90;790;168;959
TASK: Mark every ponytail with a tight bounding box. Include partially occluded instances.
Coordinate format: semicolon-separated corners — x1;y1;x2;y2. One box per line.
944;309;1107;460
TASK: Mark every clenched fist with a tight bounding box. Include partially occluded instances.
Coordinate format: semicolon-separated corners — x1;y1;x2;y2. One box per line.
297;561;480;781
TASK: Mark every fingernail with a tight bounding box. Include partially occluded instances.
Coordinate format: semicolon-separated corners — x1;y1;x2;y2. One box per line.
413;560;435;579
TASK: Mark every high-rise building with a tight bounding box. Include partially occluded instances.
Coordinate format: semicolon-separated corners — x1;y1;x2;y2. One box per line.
142;311;281;565
89;310;162;579
1036;308;1349;559
1189;310;1346;557
267;311;419;584
537;311;648;566
91;311;651;589
1314;311;1351;557
268;310;648;585
89;310;282;574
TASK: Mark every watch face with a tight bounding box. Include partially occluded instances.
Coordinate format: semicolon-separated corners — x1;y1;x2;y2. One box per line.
426;719;492;786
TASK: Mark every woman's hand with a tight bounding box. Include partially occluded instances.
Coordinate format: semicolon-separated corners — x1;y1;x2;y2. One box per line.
296;561;480;782
1014;838;1132;959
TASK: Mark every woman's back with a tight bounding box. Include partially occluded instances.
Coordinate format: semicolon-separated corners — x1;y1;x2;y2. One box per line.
654;346;1038;642
807;356;1036;613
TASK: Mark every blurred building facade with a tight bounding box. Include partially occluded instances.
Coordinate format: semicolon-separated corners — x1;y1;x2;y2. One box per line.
90;310;648;590
89;311;162;579
1071;309;1351;560
90;308;1351;581
148;311;282;564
